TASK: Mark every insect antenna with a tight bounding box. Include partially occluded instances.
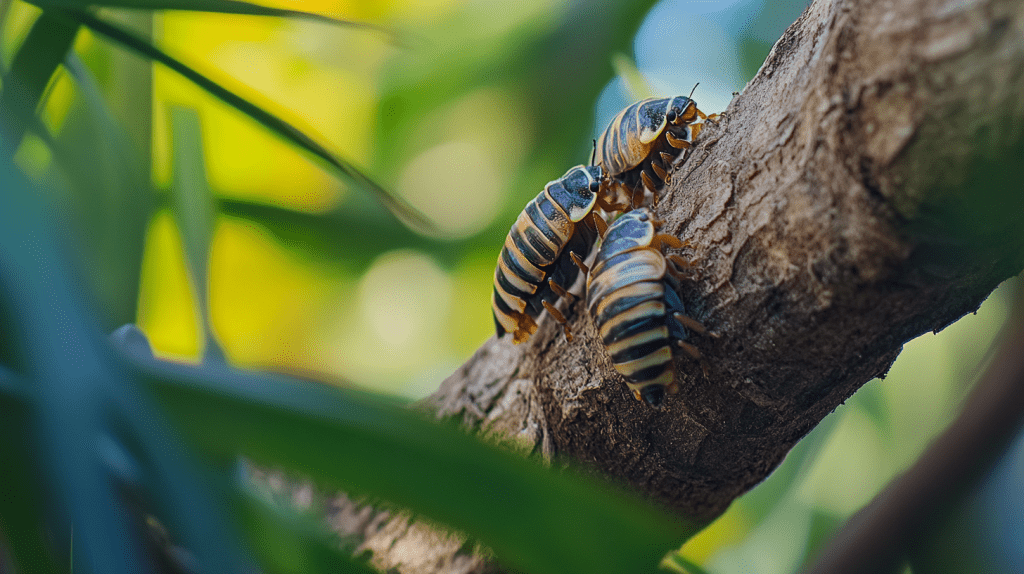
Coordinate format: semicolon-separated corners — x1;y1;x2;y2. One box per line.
688;82;699;100
590;139;597;166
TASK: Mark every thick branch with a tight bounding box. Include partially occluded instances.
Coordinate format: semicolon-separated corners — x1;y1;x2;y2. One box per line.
327;0;1024;570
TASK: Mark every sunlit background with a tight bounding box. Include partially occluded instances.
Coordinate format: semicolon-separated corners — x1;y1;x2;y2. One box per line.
4;0;1020;571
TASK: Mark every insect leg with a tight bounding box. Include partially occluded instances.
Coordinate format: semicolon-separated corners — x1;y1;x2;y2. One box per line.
676;339;702;359
640;170;658;194
597;196;627;213
672;312;708;336
630;182;645;210
547;278;574;301
651;161;669;182
665;132;691;149
542;300;573;342
569;251;589;275
667;254;693;269
590;211;608;237
654;233;685;249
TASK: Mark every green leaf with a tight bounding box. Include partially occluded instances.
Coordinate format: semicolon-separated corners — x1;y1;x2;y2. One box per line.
28;0;394;36
0;12;78;160
51;8;431;229
170;106;225;362
798;508;842;571
1;161;252;574
0;382;63;574
59;53;153;329
216;196;500;272
659;552;712;574
130;356;699;574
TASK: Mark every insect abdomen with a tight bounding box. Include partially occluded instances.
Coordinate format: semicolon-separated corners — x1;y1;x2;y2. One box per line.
589;253;674;394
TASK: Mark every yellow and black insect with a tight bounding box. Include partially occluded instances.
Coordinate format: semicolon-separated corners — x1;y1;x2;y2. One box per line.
594;92;709;209
587;207;709;407
492;165;609;343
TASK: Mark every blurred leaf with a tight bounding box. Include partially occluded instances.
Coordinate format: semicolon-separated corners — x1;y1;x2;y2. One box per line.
0;12;78;159
56;53;153;328
851;379;891;439
216;196;500;272
0;371;62;574
52;8;431;229
1;156;154;573
170;106;224;362
736;36;773;81
1;163;253;574
735;410;842;527
375;0;659;216
612;52;655;100
128;355;698;574
660;552;711;574
233;480;378;574
798;508;842;571
28;0;393;34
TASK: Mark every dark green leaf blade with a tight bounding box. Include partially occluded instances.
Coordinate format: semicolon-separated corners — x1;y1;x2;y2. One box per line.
0;12;78;160
0;377;63;574
52;8;431;229
216;197;501;272
131;356;699;574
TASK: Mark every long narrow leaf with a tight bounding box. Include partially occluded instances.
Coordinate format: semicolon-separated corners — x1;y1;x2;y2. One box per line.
1;159;154;574
217;197;500;271
0;383;62;574
29;0;395;36
52;8;431;228
124;353;700;574
170;106;225;362
61;53;153;328
0;12;78;159
1;162;253;574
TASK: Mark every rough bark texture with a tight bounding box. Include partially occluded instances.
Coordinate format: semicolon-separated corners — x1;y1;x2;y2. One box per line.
324;0;1024;571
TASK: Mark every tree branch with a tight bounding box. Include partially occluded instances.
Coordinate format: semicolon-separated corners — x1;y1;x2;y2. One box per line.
324;0;1024;570
803;281;1024;574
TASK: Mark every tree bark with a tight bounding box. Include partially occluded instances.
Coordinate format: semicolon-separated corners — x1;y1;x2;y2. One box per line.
324;0;1024;571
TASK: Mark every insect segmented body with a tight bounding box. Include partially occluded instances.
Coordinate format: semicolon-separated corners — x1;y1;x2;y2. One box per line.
594;95;708;208
492;165;609;344
587;208;708;407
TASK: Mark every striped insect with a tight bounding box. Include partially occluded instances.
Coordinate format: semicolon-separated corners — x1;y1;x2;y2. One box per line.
587;207;710;408
492;165;610;344
594;90;711;209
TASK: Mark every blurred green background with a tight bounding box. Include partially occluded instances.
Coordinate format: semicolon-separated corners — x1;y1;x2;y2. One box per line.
2;0;1020;572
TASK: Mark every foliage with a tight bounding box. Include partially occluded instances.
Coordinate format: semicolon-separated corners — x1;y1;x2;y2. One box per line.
0;0;700;572
1;0;1020;573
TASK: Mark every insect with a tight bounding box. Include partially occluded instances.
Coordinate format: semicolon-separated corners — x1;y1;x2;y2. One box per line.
586;207;709;408
594;90;710;209
492;165;610;344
